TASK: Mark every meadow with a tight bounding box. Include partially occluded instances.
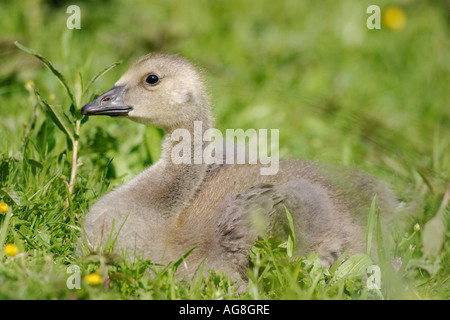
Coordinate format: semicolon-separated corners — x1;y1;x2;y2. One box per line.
0;0;448;300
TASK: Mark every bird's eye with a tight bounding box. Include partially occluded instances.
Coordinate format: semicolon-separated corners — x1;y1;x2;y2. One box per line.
145;74;159;85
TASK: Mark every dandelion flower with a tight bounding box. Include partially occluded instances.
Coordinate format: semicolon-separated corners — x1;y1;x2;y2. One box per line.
413;223;420;232
0;202;8;214
383;6;406;31
84;272;102;285
4;244;19;257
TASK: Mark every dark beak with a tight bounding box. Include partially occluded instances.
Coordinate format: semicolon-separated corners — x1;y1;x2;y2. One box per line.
81;86;133;117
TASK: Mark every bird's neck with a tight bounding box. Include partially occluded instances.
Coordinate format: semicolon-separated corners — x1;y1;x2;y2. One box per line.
143;111;212;217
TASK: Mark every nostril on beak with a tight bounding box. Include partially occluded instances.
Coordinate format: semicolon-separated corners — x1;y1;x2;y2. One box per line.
82;86;130;117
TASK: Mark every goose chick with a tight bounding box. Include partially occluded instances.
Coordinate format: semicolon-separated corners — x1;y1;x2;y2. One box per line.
81;53;399;282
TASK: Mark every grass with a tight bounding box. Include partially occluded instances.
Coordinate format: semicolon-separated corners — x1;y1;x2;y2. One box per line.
0;0;449;300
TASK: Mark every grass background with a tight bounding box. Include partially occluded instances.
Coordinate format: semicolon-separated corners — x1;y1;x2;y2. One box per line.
0;0;448;299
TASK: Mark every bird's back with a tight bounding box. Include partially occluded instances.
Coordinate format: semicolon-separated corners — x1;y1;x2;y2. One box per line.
167;160;399;278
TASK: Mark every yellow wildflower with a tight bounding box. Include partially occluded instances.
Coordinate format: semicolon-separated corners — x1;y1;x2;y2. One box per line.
414;223;420;232
24;80;35;92
4;244;19;257
383;6;406;31
84;272;102;285
0;202;8;214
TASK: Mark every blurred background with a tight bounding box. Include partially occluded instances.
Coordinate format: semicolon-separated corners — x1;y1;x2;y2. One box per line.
0;0;449;209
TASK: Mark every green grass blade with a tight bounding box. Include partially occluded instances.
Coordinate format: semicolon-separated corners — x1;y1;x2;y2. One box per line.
376;210;386;267
104;219;117;253
14;41;77;107
0;187;21;206
329;247;350;274
366;195;377;256
82;60;122;101
104;215;130;254
34;89;76;142
0;206;13;259
332;253;373;283
284;205;295;258
173;246;197;270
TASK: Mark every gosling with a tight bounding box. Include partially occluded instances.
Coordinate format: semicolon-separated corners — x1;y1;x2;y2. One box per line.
81;53;399;282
